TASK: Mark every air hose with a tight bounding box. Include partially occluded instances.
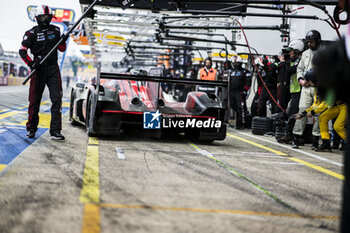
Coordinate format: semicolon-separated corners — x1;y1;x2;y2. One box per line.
235;20;287;113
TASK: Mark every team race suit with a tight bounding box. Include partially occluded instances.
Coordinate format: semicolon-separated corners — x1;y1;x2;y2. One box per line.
19;25;66;134
229;66;251;128
257;63;278;117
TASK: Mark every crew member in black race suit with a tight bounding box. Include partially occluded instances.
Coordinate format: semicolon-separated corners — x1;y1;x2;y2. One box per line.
19;5;68;140
229;55;251;129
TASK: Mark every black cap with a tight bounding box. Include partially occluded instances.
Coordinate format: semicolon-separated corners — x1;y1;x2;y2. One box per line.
304;69;317;83
305;30;321;42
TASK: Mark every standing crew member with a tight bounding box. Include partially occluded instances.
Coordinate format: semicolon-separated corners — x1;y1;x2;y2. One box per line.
197;57;218;81
229;55;251;129
291;30;321;148
250;70;263;118
278;40;304;143
277;50;292;112
256;55;279;117
242;65;252;128
197;57;218;94
19;5;67;140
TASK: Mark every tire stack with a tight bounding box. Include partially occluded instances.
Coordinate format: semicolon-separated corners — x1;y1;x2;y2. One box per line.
275;124;286;139
274;118;287;140
251;117;273;135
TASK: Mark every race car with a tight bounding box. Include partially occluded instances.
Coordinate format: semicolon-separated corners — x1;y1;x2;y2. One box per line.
69;67;229;141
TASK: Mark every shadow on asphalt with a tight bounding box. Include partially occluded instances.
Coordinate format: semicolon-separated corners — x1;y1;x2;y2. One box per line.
68;122;222;146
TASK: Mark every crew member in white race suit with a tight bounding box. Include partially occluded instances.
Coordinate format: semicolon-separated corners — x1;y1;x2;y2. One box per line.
291;30;322;148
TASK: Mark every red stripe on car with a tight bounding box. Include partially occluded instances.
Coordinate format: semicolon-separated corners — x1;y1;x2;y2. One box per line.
102;110;143;114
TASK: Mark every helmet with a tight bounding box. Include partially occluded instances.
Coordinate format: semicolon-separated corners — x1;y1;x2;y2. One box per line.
223;60;232;70
254;55;269;67
304;69;317;84
288;40;304;53
130;69;138;75
231;55;243;64
231;55;243;68
305;30;321;43
35;5;53;28
35;5;53;16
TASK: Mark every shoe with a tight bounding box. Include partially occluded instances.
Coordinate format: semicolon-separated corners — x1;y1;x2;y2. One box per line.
291;140;299;148
340;140;346;151
332;140;340;150
291;135;299;148
316;140;331;152
279;133;293;143
298;138;305;146
264;131;275;137
26;131;35;138
50;131;65;140
311;136;319;150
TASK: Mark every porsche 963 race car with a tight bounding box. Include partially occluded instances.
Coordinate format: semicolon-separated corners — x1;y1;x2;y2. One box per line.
69;67;229;141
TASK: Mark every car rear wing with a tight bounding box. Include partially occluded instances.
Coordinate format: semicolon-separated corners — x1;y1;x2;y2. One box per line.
88;66;230;124
99;72;229;87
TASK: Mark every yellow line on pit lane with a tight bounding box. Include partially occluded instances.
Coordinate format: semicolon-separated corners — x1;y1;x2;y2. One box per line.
0;164;6;172
62;102;70;108
0;112;52;128
99;203;338;220
0;111;19;120
0;101;58;114
88;137;99;145
0;101;69;127
80;137;101;233
80;139;100;203
82;204;100;233
0;101;51;122
227;133;344;180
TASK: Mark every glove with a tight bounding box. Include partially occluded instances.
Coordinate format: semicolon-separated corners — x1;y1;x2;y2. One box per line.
60;32;69;44
28;61;40;70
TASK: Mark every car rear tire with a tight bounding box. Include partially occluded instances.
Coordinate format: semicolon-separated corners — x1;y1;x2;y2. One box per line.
85;93;96;137
69;91;79;125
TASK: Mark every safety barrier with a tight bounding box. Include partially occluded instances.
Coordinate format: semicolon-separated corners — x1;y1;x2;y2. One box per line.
0;76;27;86
0;76;8;86
8;77;29;86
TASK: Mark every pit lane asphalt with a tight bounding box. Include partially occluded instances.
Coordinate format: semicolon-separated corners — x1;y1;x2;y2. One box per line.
0;85;343;233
